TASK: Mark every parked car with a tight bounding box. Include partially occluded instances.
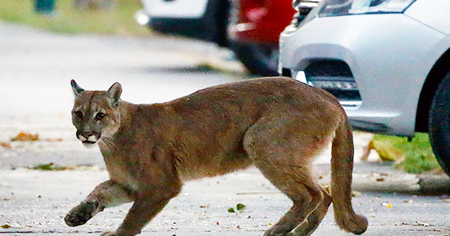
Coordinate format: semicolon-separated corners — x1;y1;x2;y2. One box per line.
279;0;450;174
138;0;308;76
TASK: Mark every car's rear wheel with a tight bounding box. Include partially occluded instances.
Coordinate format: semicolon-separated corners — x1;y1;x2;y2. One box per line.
226;0;279;76
230;42;279;76
428;70;450;175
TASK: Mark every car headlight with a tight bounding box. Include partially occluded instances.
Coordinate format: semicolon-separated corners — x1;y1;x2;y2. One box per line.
292;0;321;10
319;0;416;17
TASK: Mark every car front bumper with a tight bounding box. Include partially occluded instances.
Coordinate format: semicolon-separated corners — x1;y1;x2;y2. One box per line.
279;13;448;136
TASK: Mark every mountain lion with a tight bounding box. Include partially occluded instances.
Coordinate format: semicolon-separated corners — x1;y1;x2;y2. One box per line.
65;77;367;236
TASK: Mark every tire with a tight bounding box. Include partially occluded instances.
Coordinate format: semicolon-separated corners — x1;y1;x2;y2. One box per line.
230;42;280;76
226;0;279;76
428;70;450;176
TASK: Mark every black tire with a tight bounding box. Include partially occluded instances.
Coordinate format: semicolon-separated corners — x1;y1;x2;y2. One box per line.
428;71;450;176
230;42;280;76
226;0;279;76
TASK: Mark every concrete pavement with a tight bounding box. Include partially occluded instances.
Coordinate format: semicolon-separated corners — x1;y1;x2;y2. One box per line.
1;164;450;235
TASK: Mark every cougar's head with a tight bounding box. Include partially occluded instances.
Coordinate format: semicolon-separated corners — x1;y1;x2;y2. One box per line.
70;80;122;148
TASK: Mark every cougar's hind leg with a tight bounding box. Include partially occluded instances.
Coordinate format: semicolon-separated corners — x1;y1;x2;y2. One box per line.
244;118;328;236
257;164;324;236
292;186;332;236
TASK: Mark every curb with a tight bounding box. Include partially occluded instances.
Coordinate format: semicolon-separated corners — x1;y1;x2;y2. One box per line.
418;174;450;194
317;173;450;195
352;173;421;194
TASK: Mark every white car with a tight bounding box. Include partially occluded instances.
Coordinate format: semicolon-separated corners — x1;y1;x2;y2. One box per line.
279;0;450;174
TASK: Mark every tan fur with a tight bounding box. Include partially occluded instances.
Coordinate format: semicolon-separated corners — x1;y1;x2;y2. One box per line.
65;77;367;236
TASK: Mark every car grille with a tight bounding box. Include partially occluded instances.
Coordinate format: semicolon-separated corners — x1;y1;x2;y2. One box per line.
304;60;362;108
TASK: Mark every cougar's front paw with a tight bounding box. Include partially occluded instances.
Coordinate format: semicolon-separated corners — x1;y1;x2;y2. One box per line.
64;201;100;227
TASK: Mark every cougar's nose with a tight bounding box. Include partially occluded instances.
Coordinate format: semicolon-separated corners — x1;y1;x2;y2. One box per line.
81;131;93;139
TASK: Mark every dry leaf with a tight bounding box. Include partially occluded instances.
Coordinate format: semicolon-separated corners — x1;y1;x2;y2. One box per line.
352;191;362;197
11;132;39;142
0;142;11;148
45;138;63;142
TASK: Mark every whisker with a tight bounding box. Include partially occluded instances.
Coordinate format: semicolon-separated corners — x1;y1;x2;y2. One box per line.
100;137;119;151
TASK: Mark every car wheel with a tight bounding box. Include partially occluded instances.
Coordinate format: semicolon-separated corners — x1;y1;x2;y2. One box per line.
226;0;279;76
231;42;279;76
428;70;450;175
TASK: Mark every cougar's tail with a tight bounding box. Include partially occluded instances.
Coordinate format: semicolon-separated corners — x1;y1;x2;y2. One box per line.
331;117;368;234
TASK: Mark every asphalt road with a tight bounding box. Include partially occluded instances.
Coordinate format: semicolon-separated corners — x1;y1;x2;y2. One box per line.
0;21;449;236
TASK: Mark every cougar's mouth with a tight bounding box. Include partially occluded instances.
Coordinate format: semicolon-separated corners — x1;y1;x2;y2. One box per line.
76;131;100;148
82;140;97;144
81;139;98;148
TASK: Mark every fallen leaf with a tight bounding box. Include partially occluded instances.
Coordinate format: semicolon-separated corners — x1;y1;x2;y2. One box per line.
228;208;235;213
11;132;39;142
236;203;246;212
0;142;11;149
1;224;11;229
352;191;362;197
45;138;63;142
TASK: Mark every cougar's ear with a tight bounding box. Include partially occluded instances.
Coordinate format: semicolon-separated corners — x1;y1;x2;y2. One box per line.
106;82;122;107
71;80;85;95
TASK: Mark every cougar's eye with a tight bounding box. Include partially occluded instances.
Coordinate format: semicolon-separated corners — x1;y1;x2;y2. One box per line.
95;112;106;121
74;111;83;119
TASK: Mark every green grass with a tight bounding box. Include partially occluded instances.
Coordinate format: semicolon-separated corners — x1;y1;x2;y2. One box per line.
31;163;67;171
373;133;442;174
0;0;150;36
